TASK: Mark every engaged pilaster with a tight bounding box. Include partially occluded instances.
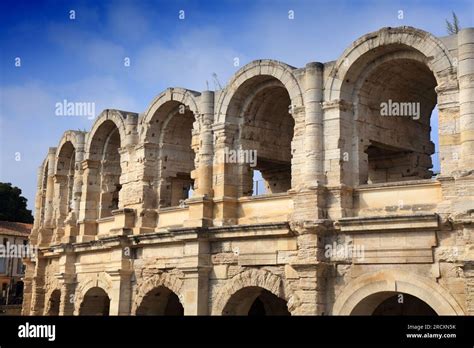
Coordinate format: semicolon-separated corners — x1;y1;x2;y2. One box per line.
304;62;325;187
458;28;474;170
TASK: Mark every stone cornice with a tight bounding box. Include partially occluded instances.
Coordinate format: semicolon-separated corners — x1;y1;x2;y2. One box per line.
322;99;353;112
335;214;439;232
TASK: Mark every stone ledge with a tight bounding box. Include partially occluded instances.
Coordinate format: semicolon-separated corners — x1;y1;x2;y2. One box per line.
356;178;440;190
237;192;291;202
238;252;277;266
127;222;292;245
336;214;439;232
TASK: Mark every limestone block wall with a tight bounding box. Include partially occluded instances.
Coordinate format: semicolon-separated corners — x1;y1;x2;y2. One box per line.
22;26;474;316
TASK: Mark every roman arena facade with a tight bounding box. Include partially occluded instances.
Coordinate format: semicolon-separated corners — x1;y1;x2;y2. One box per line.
23;26;474;316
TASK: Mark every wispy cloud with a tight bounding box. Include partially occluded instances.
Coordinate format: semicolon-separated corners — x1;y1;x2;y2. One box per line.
0;75;142;207
134;27;246;91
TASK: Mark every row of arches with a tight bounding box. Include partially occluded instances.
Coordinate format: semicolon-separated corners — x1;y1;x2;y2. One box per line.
43;284;439;316
43;269;463;316
35;27;458;237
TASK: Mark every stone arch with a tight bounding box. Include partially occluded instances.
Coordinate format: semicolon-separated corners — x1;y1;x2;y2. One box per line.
55;142;75;175
82;110;131;220
325;26;455;101
216;59;304;124
214;60;304;196
140;87;201;143
44;288;61;316
132;272;184;315
39;157;49;190
352;49;434;105
30;157;50;245
332;269;465;315
52;131;86;240
212;269;298;315
74;274;113;315
85;110;128;156
38;156;49;225
55;130;85;172
36;148;57;245
140;88;201;207
324;26;456;186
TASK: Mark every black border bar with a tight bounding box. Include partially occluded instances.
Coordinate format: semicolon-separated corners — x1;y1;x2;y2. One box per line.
0;315;472;347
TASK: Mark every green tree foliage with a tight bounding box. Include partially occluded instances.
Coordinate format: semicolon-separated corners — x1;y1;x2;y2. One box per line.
446;12;461;35
0;182;34;223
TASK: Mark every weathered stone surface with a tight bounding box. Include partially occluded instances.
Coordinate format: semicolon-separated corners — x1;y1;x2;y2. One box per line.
24;26;474;316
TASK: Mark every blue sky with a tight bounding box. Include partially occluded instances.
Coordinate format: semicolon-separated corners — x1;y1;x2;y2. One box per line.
1;0;473;210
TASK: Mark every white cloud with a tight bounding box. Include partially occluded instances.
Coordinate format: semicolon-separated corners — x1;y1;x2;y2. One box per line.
1;82;57;122
104;1;151;41
134;28;247;91
0;75;144;210
47;23;127;72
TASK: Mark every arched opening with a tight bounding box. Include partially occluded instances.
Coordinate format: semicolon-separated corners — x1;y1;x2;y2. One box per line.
54;141;76;239
227;76;294;196
351;291;437;316
79;287;110;316
46;289;61;316
344;48;438;185
147;101;196;208
136;286;184;316
88;120;122;218
56;141;76;214
15;281;24;298
222;287;291;316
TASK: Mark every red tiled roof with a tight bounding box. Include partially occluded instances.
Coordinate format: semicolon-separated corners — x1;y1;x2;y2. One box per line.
0;221;32;237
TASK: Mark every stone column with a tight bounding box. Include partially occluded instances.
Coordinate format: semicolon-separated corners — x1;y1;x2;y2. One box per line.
63;135;85;242
322;100;355;219
213;124;240;197
464;262;474;315
185;91;214;227
458;28;474;170
118;113;139;214
21;258;36;315
43;147;57;229
288;221;328;315
460;221;474;315
39;147;57;246
108;270;132;315
212;123;240;226
180;240;210;315
181;267;210;315
29;257;47;315
56;246;76;315
195;91;214;197
33;165;44;229
290;105;307;190
304;62;325;186
77;159;101;240
322;99;355;186
58;281;76;315
117;146;132;211
124;113;139;146
71;133;85;221
132;142;159;234
52;174;68;242
436;84;460;176
107;242;133;315
30;164;46;245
